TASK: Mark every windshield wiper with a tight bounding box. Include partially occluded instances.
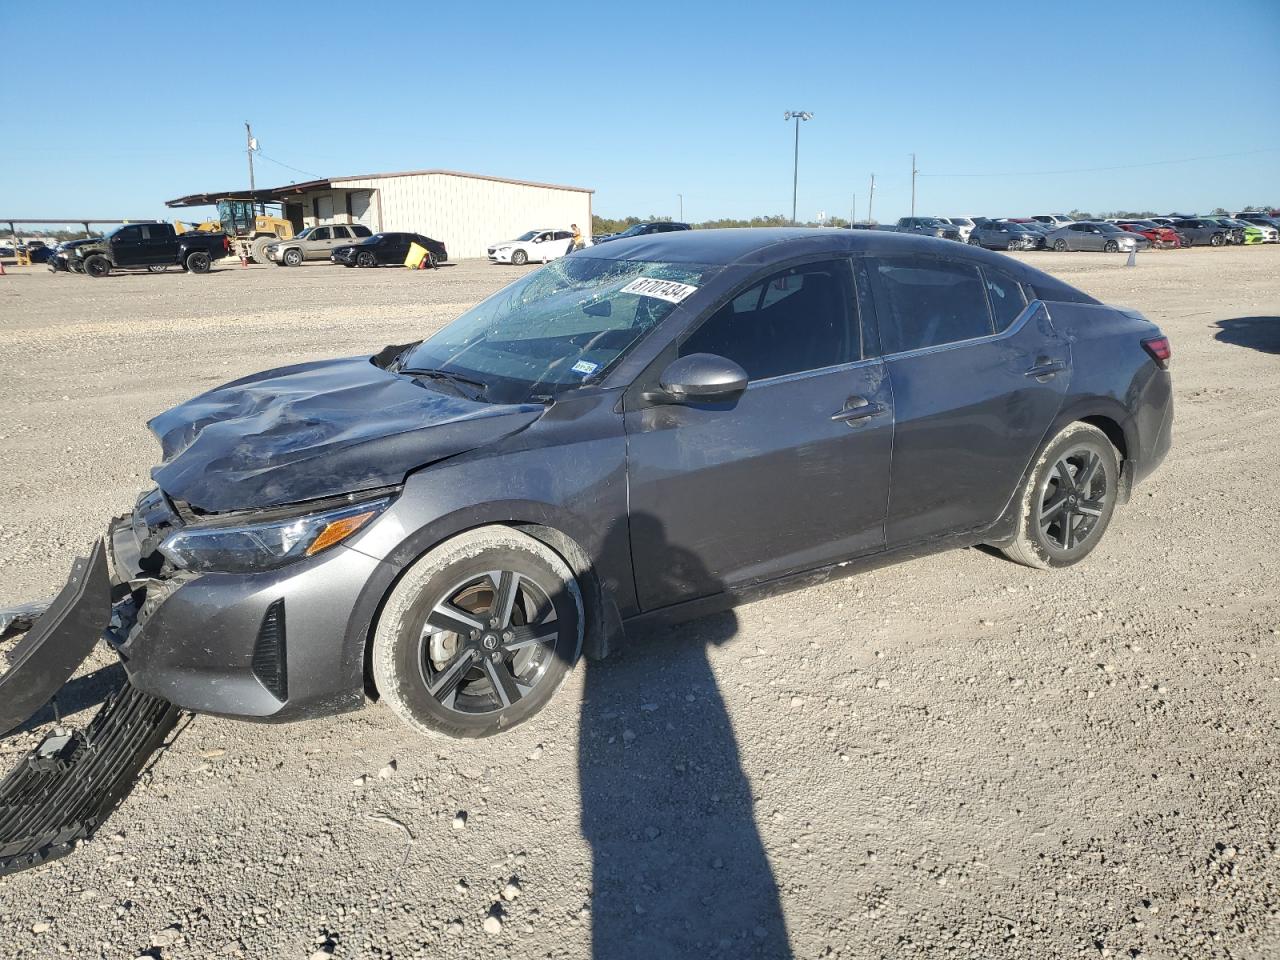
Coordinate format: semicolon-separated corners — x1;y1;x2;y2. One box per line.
400;368;487;399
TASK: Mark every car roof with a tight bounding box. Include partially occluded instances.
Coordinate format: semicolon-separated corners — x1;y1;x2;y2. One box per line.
572;227;1096;300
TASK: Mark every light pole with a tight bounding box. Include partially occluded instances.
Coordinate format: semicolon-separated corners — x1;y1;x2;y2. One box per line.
868;173;876;224
910;152;918;218
783;110;813;224
677;193;683;221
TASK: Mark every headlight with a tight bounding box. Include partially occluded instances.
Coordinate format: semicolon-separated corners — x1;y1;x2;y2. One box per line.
158;497;391;574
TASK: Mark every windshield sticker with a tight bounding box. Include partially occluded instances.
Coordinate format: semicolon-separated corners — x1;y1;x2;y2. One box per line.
571;360;599;376
620;278;699;304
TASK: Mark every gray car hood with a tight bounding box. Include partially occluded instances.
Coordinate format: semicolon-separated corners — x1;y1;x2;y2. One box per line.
148;356;544;513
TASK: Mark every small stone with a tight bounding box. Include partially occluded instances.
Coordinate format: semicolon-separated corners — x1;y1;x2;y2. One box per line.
151;925;182;948
32;923;50;934
455;879;469;893
309;947;335;960
790;696;804;709
501;879;522;901
445;920;464;935
874;678;889;690
378;760;398;779
452;812;467;830
351;774;368;787
483;914;503;935
526;745;544;761
201;748;226;759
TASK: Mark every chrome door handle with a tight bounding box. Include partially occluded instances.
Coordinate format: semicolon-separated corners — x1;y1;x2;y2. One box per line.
1025;359;1066;379
831;398;884;423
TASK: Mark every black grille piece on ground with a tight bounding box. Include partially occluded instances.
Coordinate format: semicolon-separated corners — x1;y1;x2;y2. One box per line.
251;599;288;702
0;683;180;876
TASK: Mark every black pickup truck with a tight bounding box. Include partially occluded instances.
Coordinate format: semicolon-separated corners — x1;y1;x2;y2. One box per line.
75;222;231;277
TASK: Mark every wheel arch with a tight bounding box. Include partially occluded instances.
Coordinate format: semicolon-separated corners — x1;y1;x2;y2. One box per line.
351;503;617;702
1047;400;1134;502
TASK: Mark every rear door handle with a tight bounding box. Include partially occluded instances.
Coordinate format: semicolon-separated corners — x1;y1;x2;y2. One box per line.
1025;359;1066;379
831;397;884;423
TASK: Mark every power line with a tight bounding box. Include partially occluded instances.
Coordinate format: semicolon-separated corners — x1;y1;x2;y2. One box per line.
253;152;323;180
919;148;1279;179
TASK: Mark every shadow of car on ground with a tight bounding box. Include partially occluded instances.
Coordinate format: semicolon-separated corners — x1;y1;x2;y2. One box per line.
1214;316;1280;355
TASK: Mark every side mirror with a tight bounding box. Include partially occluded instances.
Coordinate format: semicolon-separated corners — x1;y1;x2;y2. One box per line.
645;353;748;404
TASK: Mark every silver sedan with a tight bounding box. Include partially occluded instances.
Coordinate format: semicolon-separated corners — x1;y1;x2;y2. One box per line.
1044;221;1149;253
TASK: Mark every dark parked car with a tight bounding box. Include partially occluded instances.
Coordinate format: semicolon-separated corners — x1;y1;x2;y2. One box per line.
74;222;230;277
48;237;102;272
893;217;962;240
332;232;447;267
2;229;1172;750
17;240;55;264
593;221;691;244
969;221;1042;250
1170;218;1230;246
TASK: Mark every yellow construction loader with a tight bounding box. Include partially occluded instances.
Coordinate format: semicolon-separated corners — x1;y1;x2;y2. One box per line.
174;199;295;263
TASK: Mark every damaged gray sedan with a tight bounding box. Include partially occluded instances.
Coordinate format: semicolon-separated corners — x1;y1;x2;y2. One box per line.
2;229;1174;870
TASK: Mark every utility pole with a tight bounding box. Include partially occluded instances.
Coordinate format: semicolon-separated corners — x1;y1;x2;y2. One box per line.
910;152;918;218
850;194;856;226
245;122;256;195
867;174;876;224
678;193;683;221
784;111;813;224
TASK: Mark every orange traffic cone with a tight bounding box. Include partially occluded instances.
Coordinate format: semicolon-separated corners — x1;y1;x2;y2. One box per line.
0;260;6;276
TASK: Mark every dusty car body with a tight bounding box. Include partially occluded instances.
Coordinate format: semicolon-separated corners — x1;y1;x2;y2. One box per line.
267;223;373;265
969;221;1040;250
1170;218;1230;246
2;228;1174;756
1044;221;1148;253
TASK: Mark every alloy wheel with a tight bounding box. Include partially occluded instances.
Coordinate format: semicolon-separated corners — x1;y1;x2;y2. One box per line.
418;571;561;716
1036;447;1108;552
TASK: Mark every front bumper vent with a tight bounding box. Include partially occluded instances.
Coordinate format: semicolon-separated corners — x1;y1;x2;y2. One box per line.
251;600;288;702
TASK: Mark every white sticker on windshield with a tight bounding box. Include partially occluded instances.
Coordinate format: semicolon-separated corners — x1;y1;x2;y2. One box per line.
571;360;599;375
620;277;699;304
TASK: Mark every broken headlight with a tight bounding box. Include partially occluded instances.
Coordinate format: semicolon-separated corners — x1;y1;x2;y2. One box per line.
157;498;390;574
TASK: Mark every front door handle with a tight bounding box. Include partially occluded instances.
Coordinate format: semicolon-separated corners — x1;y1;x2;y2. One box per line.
1025;359;1066;379
831;397;884;423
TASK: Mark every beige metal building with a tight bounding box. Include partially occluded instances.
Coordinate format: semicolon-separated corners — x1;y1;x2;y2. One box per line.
169;169;594;260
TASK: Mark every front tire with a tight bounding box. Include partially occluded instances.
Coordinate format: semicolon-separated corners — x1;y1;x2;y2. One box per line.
1053;239;1067;252
372;527;584;739
185;251;211;273
1000;422;1119;569
968;236;980;245
83;255;110;278
283;248;303;267
1210;233;1224;247
357;251;377;267
510;249;529;266
1104;240;1119;253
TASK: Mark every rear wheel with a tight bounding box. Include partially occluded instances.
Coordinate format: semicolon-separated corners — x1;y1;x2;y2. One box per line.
250;237;273;264
511;249;529;266
357;251;377;267
283;248;303;267
1000;422;1119;569
83;255;110;278
372;527;584;739
1053;239;1067;252
185;251;211;274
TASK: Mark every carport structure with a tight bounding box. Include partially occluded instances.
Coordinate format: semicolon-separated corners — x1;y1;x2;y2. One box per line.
2;217;141;237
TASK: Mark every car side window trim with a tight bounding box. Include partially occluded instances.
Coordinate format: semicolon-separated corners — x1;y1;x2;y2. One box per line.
880;297;1045;362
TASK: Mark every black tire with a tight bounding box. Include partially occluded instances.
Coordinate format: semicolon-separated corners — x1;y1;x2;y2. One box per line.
425;251;438;269
372;527;584;739
967;236;980;245
283;248;303;267
1000;422;1119;569
69;259;85;274
1210;233;1224;247
147;264;168;274
357;251;377;267
1053;239;1067;252
185;251;211;274
250;237;272;264
83;254;110;278
511;249;529;266
1104;240;1119;253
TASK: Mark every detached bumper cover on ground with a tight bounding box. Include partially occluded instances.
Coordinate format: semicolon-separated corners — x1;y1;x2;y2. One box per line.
0;541;182;876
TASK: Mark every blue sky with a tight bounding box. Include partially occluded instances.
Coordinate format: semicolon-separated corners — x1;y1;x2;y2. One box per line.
2;0;1277;224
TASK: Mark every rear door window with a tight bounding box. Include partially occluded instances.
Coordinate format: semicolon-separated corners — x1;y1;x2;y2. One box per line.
869;257;994;353
680;260;858;381
331;226;351;239
982;268;1029;331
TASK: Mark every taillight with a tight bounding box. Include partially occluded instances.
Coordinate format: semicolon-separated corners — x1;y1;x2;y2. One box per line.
1142;336;1171;369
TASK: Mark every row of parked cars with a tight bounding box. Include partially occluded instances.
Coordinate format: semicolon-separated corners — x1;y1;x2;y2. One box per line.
485;221;692;266
891;212;1280;252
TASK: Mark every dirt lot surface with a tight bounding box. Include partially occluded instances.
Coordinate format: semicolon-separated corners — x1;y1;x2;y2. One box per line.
0;249;1277;959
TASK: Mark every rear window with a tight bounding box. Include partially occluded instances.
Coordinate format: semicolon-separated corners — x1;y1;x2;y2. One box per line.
870;257;993;353
983;268;1028;331
352;225;372;237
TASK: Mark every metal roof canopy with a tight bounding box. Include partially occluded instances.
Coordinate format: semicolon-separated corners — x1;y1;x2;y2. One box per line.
166;169;594;208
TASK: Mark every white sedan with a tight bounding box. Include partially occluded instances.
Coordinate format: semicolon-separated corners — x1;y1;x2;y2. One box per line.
487;228;586;265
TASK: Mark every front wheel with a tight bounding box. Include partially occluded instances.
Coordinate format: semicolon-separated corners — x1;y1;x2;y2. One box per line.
372;527;584;739
510;249;529;266
1210;233;1224;247
357;251;377;267
1053;239;1067;252
185;251;211;273
968;236;981;246
283;248;303;267
83;254;111;278
1000;422;1119;569
147;264;168;273
1104;240;1119;253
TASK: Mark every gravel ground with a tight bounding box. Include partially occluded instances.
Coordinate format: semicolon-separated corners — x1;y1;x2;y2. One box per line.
0;249;1276;960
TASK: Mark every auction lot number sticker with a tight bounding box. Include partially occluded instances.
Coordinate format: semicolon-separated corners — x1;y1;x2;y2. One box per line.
620;278;699;304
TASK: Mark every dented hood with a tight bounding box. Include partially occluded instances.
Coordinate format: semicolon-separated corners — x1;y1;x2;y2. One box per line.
147;356;544;513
